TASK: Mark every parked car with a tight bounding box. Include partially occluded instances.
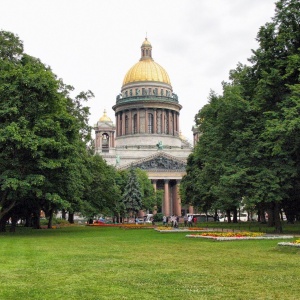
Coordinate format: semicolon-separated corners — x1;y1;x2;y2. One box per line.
187;214;215;222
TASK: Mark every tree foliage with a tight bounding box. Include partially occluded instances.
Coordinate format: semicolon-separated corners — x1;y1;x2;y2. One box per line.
182;0;300;232
0;30;95;230
122;168;143;217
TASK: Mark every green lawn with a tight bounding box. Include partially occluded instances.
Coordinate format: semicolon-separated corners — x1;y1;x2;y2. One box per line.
0;225;299;300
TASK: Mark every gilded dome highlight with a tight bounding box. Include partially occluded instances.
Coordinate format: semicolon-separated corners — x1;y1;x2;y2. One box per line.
122;38;171;86
123;59;171;86
99;109;112;122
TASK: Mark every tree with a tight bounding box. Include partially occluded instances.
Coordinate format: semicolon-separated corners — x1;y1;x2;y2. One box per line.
0;31;93;231
122;168;142;218
135;168;156;212
185;0;300;232
83;154;121;219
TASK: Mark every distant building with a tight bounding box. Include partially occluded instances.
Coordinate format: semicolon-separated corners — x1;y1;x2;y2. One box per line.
94;38;193;216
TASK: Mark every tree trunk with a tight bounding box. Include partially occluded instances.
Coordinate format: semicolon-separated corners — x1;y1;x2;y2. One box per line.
24;213;33;227
32;209;41;229
233;208;238;223
0;215;9;232
9;214;18;232
259;210;267;223
68;212;74;224
267;204;275;227
62;209;66;220
0;195;16;221
47;209;54;229
274;202;282;233
226;210;231;223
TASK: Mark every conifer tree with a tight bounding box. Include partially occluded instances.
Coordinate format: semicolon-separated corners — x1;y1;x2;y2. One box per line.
122;168;142;218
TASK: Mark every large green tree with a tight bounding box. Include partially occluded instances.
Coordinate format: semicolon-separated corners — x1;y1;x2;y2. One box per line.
0;31;93;231
183;0;300;232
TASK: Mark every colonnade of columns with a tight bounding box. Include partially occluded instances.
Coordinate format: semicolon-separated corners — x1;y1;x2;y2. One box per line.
116;108;179;137
152;179;182;217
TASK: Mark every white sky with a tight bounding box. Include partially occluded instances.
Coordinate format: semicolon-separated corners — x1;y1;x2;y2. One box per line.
1;0;276;142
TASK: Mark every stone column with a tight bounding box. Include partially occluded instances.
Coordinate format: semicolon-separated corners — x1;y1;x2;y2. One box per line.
121;113;125;136
168;110;171;135
161;110;165;134
111;132;115;148
188;205;194;214
115;114;118;137
176;112;180;135
152;179;157;191
153;109;157;134
117;113;120;136
172;111;175;136
174;180;181;216
152;179;157;214
99;132;102;149
95;131;100;150
164;180;170;216
145;108;148;134
137;109;140;133
175;112;178;135
128;110;132;134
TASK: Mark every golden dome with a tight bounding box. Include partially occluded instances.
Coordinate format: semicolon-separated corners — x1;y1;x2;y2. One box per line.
142;38;152;47
99;109;112;122
123;59;171;86
122;38;171;86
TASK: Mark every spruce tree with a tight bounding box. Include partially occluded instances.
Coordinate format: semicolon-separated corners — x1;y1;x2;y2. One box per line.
122;168;142;218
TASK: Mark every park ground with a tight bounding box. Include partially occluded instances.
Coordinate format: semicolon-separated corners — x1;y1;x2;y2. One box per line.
0;224;300;300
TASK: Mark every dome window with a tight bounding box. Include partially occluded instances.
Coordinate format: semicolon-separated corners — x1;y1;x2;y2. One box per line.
125;115;129;135
133;114;138;134
148;113;154;134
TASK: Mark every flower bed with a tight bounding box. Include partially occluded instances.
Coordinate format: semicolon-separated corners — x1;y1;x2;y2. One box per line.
278;239;300;247
119;224;154;229
186;232;294;241
155;227;210;233
88;223;153;229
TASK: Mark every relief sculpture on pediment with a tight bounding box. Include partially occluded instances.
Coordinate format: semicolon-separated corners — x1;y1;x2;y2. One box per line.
134;156;186;171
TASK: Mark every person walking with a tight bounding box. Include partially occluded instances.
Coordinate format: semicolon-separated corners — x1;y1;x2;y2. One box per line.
163;215;167;226
184;215;188;227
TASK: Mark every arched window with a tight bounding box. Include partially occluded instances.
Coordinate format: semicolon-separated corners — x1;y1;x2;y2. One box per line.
125;115;129;135
148;113;153;133
102;133;109;152
133;114;138;134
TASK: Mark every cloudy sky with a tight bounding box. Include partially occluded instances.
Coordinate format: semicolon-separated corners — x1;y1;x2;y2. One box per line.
2;0;276;142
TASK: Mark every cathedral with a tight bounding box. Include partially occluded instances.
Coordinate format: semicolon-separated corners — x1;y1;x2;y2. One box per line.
94;38;194;216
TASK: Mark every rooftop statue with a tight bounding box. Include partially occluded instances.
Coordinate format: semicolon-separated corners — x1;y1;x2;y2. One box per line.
156;141;163;150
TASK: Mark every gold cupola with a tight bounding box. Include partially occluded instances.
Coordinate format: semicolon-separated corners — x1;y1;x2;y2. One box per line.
99;109;112;122
122;38;171;86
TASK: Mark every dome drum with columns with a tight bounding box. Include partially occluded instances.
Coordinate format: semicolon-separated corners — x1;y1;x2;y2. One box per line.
94;38;193;216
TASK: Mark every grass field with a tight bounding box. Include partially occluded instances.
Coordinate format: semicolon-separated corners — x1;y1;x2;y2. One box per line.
0;225;299;300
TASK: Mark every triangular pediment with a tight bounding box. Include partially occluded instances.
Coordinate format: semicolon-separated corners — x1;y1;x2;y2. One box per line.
121;152;187;171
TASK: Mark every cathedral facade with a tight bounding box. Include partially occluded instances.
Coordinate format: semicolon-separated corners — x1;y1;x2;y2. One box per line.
94;38;193;216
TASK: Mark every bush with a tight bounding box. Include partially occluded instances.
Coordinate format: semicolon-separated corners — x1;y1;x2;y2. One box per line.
153;213;163;222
